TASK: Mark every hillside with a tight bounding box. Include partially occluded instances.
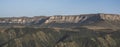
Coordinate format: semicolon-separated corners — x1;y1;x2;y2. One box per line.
0;27;120;47
0;13;120;47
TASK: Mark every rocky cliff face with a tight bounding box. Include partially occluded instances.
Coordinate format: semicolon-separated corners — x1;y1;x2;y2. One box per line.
100;14;120;21
45;14;120;24
0;13;120;28
45;14;101;24
41;13;120;28
0;16;48;26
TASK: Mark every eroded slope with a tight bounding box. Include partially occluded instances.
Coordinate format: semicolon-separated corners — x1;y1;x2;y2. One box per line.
0;27;120;47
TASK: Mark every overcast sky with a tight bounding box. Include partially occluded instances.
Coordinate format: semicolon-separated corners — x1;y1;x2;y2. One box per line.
0;0;120;17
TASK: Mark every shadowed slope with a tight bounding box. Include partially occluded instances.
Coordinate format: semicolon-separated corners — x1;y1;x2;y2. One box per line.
0;27;120;47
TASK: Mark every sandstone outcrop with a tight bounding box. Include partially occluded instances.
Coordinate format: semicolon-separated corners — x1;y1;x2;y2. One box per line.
0;13;120;28
45;13;120;24
41;13;120;28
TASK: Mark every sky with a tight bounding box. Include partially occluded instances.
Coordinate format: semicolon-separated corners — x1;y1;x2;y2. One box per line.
0;0;120;17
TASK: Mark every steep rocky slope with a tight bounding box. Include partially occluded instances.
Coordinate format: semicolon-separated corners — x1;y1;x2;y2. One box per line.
0;27;120;47
0;16;48;26
41;13;120;29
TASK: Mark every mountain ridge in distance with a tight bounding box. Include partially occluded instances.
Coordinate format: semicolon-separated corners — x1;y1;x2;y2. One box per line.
41;13;120;29
0;13;120;30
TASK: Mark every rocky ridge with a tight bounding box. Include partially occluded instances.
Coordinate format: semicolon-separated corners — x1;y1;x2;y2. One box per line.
42;13;120;28
0;13;120;28
45;13;120;24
